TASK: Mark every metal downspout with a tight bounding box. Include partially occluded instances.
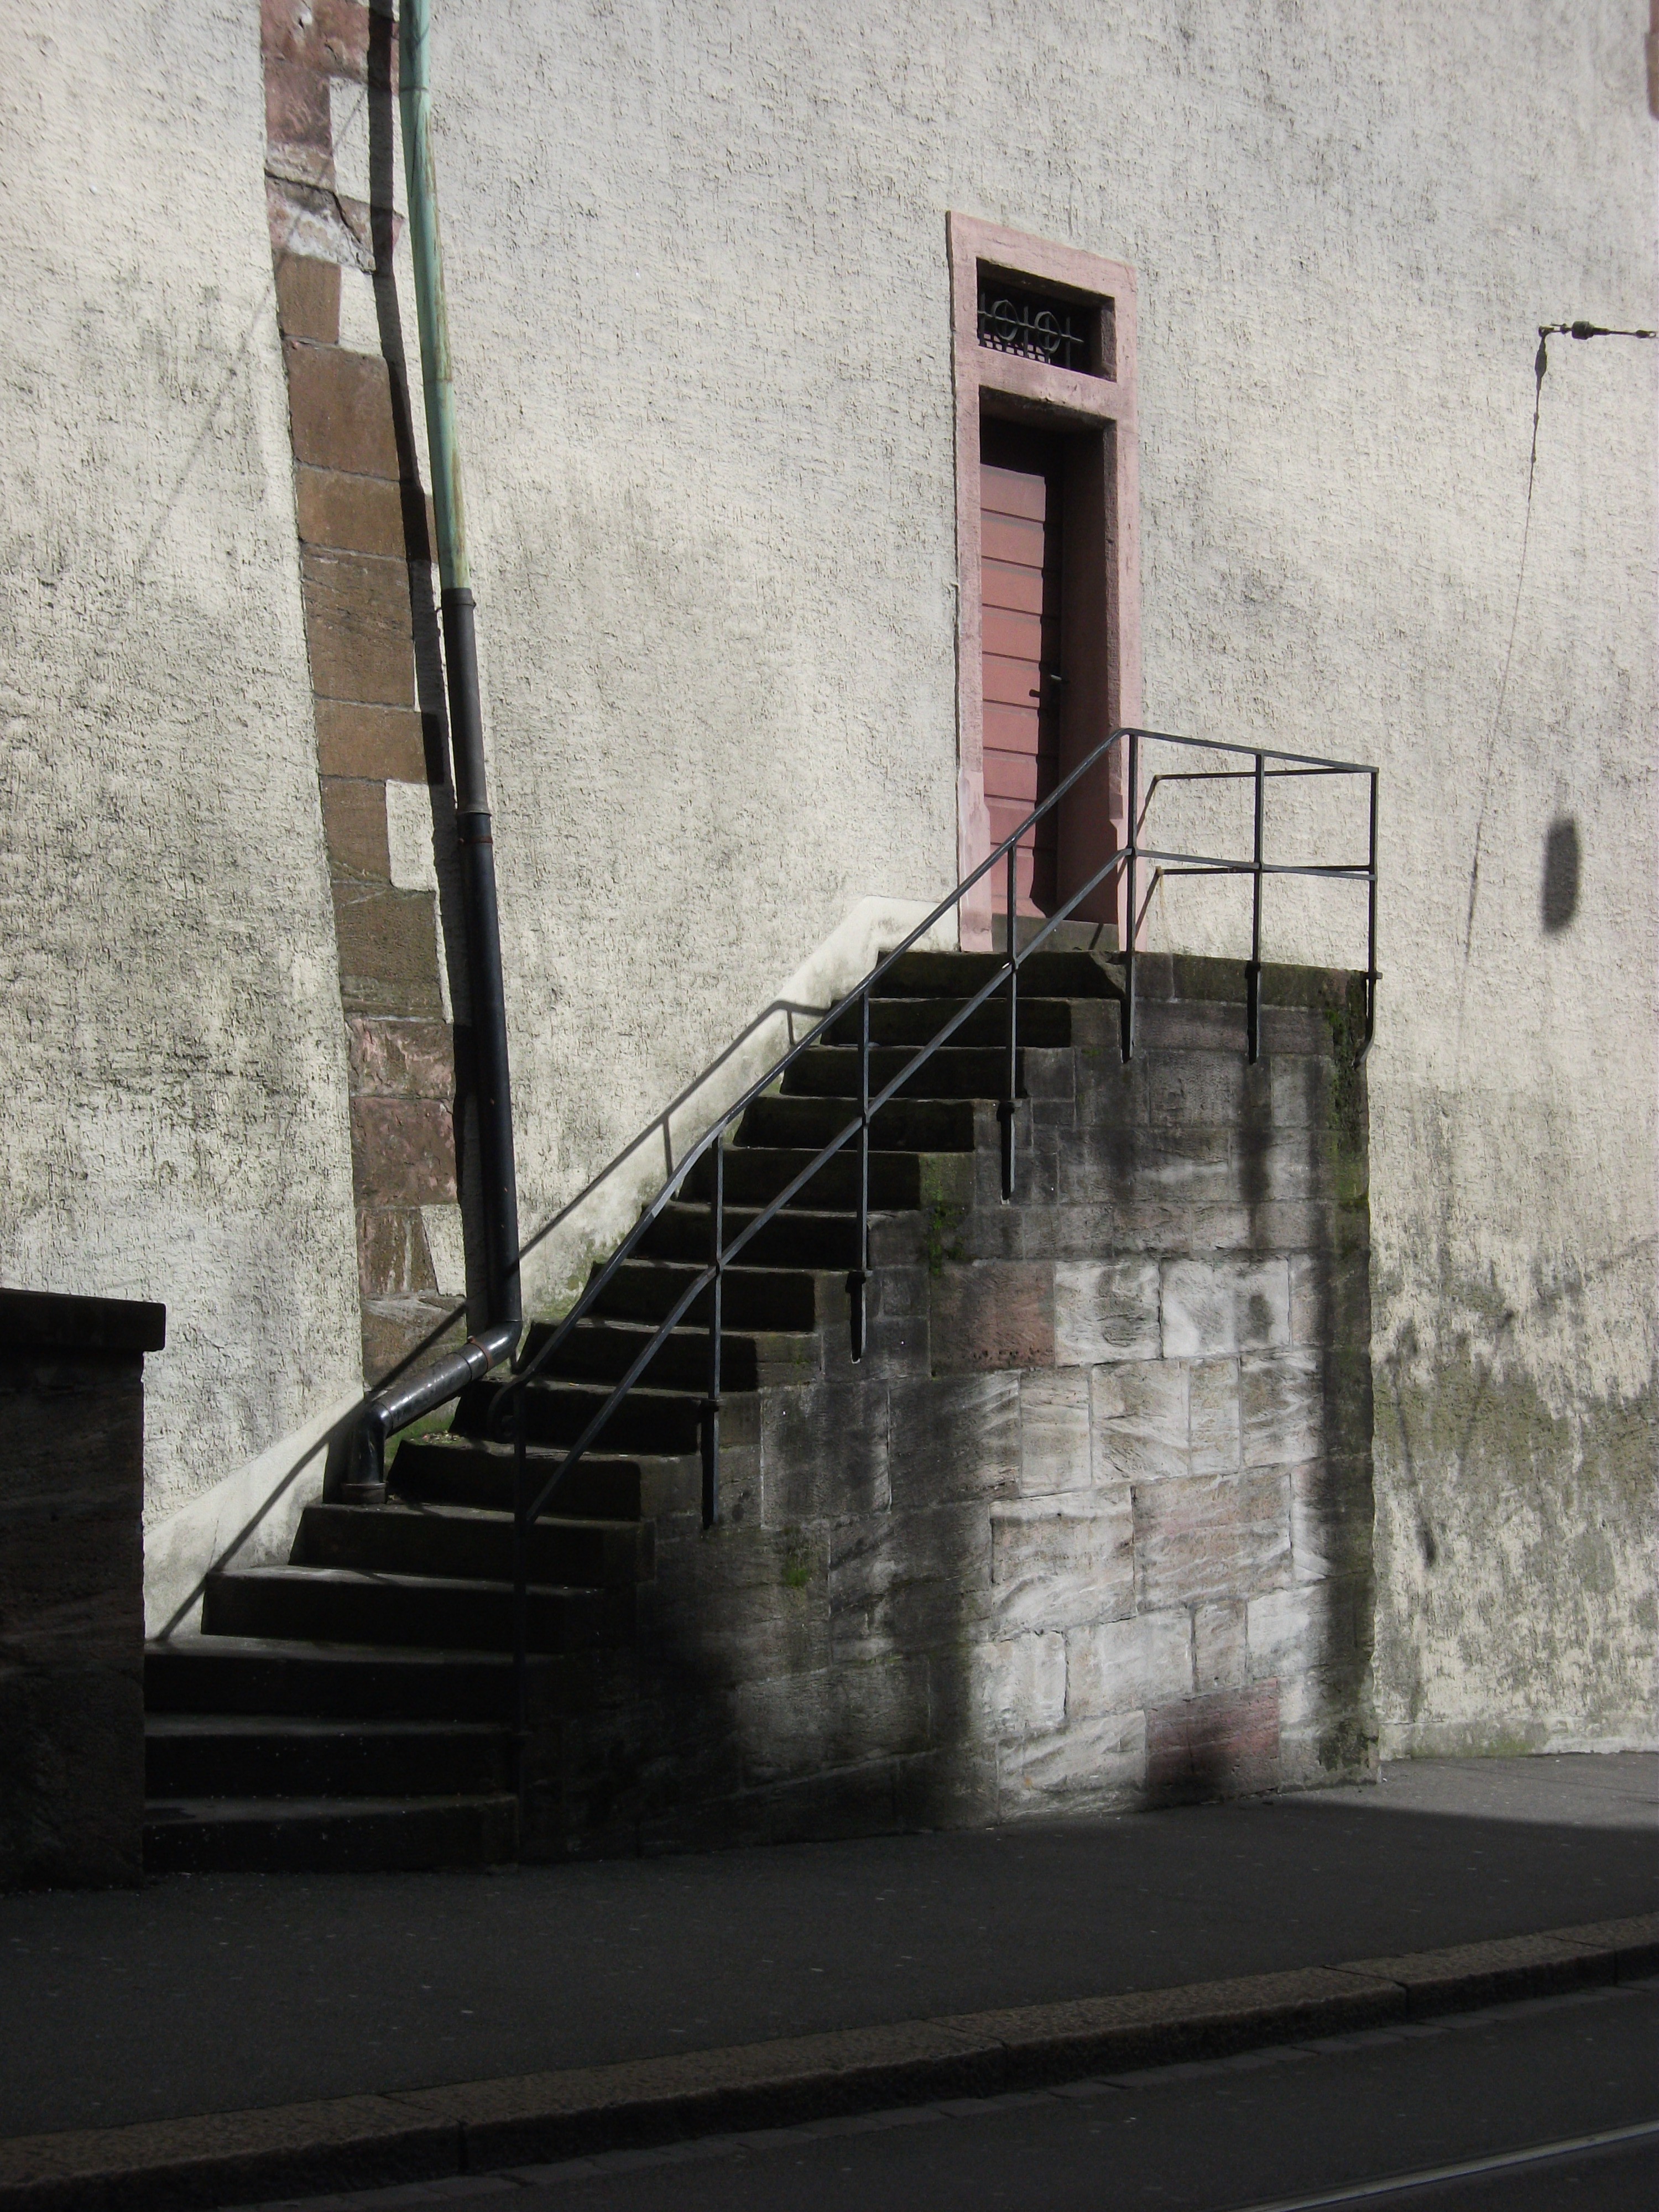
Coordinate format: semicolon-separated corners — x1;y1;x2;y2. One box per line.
345;0;520;1502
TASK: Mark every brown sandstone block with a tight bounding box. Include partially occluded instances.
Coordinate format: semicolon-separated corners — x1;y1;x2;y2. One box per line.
357;1207;438;1298
361;1295;467;1390
301;546;416;706
296;465;432;560
274;251;340;342
262;0;383;87
350;1096;457;1207
1146;1681;1281;1804
930;1262;1054;1373
346;1015;455;1099
320;776;389;878
285;339;404;477
315;700;432;781
330;880;443;1016
888;1373;1019;1508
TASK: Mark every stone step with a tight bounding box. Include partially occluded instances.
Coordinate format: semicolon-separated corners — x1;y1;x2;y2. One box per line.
635;1203;863;1270
456;1373;704;1454
145;1713;513;1799
874;950;1117;1000
738;1093;976;1153
524;1317;809;1394
143;1793;518;1874
202;1565;634;1655
782;1044;1019;1102
822;995;1073;1048
392;1436;649;1518
590;1259;820;1333
294;1500;655;1589
684;1146;930;1210
144;1636;519;1720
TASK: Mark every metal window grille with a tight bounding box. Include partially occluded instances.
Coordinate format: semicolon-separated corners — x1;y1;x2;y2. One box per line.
977;280;1092;371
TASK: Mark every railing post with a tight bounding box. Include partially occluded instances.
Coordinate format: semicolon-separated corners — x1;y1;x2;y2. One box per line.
511;1389;529;1834
849;990;870;1363
1121;729;1139;1061
1246;749;1265;1063
999;842;1018;1199
701;1140;724;1526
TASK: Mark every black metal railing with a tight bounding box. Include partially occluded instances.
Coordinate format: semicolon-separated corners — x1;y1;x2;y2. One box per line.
485;724;1378;1750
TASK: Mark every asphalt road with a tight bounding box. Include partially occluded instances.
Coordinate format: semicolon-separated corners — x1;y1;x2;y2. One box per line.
2;1755;1653;2136
239;1978;1659;2212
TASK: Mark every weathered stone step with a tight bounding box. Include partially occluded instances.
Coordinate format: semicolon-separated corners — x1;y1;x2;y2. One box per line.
875;949;1116;1000
393;1435;649;1518
145;1713;512;1799
143;1636;519;1720
202;1566;634;1654
684;1145;932;1209
591;1259;820;1333
294;1500;655;1589
738;1093;976;1153
823;995;1073;1048
143;1793;518;1874
782;1044;1019;1102
456;1371;703;1454
636;1203;863;1270
525;1317;813;1394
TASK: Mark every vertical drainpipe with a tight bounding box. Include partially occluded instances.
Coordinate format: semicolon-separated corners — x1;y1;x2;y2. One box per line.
347;0;520;1501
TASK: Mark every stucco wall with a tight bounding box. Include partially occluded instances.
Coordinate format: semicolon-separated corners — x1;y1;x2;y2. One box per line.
421;1;1653;1751
0;4;362;1527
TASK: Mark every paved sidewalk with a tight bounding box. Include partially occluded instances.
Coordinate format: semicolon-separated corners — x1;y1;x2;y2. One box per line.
2;1754;1652;2141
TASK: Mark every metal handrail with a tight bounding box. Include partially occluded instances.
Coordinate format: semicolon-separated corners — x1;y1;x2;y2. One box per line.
485;723;1378;1761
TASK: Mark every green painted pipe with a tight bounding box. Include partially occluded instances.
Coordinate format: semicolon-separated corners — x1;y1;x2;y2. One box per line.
399;0;468;594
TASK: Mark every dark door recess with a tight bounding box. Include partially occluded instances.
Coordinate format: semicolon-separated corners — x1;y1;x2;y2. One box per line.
979;419;1066;914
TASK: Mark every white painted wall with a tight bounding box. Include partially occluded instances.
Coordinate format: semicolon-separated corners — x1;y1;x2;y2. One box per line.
0;5;362;1529
424;0;1655;1750
3;2;1651;1746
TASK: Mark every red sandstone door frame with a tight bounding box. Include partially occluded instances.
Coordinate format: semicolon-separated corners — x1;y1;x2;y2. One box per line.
949;215;1141;948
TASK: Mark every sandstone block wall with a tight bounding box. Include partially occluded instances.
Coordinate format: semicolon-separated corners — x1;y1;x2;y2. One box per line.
531;961;1374;1852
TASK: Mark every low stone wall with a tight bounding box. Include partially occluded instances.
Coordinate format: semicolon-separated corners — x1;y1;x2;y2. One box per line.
531;961;1374;1853
0;1290;163;1888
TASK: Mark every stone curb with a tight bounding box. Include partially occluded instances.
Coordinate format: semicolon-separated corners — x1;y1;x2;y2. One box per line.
2;1913;1652;2212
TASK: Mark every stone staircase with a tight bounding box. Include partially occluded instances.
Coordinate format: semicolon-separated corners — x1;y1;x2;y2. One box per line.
142;950;1115;1871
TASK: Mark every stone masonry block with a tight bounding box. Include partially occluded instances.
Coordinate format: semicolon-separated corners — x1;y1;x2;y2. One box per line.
349;1095;457;1207
1056;1126;1234;1207
1018;1368;1091;1495
301;546;418;706
1148;1051;1272;1131
732;1656;931;1786
1233;1129;1342;1203
356;1204;437;1297
1133;1468;1291;1609
761;1383;890;1524
1289;1250;1373;1349
331;880;444;1016
263;0;379;82
1241;1350;1370;1469
1146;1682;1280;1805
320;775;389;878
1053;1259;1160;1364
1270;1053;1335;1131
1161;1257;1290;1359
285;340;403;477
888;1373;1018;1510
1247;1575;1370;1682
988;1495;1134;1635
999;1708;1146;1817
315;700;432;782
1066;1608;1193;1718
346;1015;455;1099
297;464;432;561
650;1527;831;1688
1092;1358;1189;1482
1193;1598;1249;1691
827;1504;992;1664
971;1629;1067;1739
1290;1455;1374;1583
1188;1358;1242;1475
930;1262;1054;1373
274;251;340;343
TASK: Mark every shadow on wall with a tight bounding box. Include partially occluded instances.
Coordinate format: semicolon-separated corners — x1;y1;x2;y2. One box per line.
1541;817;1580;934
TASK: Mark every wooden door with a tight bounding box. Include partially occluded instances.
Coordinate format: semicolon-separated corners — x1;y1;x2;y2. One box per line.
980;419;1065;914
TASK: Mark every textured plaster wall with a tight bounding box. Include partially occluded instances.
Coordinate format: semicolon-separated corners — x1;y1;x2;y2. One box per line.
0;6;362;1526
420;1;1654;1751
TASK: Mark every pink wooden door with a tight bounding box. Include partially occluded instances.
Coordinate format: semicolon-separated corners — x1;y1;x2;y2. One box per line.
980;421;1065;915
